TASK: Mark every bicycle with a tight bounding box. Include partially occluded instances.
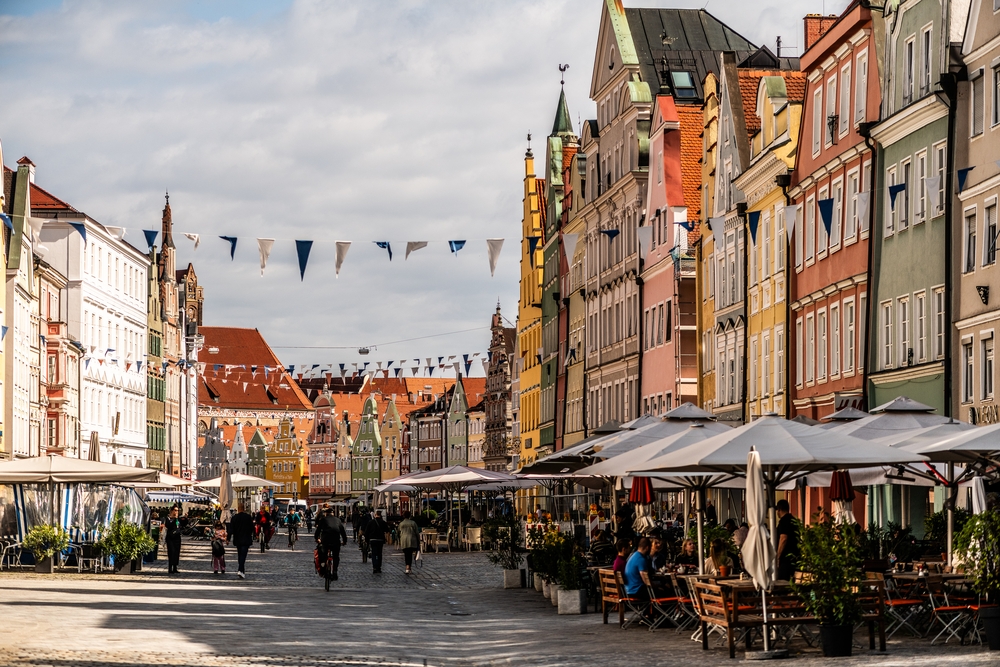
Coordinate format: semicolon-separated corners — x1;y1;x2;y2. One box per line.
323;548;334;591
287;525;298;550
358;532;369;563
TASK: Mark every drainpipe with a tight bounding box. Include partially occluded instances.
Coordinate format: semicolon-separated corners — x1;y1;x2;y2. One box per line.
939;70;963;419
737;202;749;423
581;286;589;438
858;121;879;410
776;174;792;417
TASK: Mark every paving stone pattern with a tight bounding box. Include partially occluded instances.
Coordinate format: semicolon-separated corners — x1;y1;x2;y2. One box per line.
0;531;996;666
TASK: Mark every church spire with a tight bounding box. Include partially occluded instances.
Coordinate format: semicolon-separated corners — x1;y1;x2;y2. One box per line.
552;66;574;136
161;190;175;249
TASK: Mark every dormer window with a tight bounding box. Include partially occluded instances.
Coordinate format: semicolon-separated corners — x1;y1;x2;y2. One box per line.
671;72;697;98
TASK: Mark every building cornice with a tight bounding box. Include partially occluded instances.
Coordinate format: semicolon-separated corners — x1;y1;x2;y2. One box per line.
791;273;867;310
788;144;867;198
870;94;948;146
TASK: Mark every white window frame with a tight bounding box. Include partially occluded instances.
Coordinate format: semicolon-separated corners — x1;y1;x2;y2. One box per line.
812;87;823;156
881;301;893;370
795;318;804;387
831;302;841;377
806;313;816;384
915;291;927;363
831;178;843;250
933;287;946;360
839;62;851;136
933;142;947;217
855;49;868;123
846;168;860;242
825;75;837;147
806;195;816;262
885;165;897;235
899;158;911;230
763;330;771;396
965;206;978;274
972;69;986;137
817;308;828;381
898;296;910;367
963;341;975;404
984;335;995;400
915;150;928;224
984;198;998;267
844;297;856;374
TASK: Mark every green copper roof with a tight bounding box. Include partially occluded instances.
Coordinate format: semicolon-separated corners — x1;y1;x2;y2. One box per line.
552;88;574;136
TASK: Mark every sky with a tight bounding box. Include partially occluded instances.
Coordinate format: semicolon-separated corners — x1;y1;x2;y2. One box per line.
0;0;845;374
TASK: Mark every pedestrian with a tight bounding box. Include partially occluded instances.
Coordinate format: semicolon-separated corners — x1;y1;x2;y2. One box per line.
397;510;420;574
164;505;183;574
314;505;348;580
211;521;227;574
775;499;800;581
705;500;718;526
229;504;255;579
305;506;314;532
365;509;390;574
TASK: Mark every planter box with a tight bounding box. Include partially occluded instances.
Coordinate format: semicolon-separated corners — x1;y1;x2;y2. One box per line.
34;556;54;574
542;580;551;598
558;588;587;614
550;584;562;606
533;573;543;592
502;568;523;589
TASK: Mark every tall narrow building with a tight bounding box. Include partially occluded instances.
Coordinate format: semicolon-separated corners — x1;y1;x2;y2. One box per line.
516;140;544;466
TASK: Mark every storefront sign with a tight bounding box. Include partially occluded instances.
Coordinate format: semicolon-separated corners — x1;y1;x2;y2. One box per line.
834;393;865;411
969;403;1000;425
146;449;165;471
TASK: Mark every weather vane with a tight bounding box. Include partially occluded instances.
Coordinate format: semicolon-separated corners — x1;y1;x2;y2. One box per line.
559;63;569;86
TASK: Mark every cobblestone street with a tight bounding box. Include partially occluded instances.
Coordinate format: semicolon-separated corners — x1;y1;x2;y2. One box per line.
0;533;997;666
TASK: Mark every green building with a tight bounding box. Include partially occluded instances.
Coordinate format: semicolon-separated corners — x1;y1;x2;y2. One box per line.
447;378;470;466
351;397;382;494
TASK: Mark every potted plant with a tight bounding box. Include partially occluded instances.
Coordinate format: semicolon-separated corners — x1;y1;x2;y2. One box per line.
97;510;156;573
542;530;573;607
525;525;546;592
484;515;524;588
22;525;70;573
954;509;1000;650
557;555;587;614
791;512;863;657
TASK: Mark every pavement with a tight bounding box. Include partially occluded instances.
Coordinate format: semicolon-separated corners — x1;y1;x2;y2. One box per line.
0;530;996;666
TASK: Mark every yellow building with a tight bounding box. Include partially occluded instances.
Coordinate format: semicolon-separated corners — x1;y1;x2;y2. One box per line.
562;137;587;446
380;400;403;481
266;417;306;501
734;72;805;418
517;144;544;466
697;72;720;412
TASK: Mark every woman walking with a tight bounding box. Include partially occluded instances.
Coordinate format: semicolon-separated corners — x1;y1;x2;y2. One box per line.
164;505;183;574
397;510;420;574
211;521;227;574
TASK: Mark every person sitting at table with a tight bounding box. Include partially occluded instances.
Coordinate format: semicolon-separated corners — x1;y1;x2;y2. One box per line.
649;531;669;571
674;538;699;567
623;537;653;602
722;519;737;534
733;522;749;548
705;538;733;576
612;540;631;574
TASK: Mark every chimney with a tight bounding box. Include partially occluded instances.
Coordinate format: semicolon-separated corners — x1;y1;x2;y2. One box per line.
16;156;35;183
803;13;839;51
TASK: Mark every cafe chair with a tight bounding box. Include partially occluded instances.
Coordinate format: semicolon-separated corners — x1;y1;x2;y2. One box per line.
613;570;649;630
926;575;972;645
669;572;700;632
640;570;680;631
872;572;926;638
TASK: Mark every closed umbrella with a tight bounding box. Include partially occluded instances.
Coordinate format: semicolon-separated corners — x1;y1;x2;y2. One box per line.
972;477;987;515
88;431;101;462
829;470;856;524
218;464;235;523
628;476;654;504
744;447;780;657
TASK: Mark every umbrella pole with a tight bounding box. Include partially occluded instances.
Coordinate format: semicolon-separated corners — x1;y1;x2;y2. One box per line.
761;588;772;652
696;488;705;575
683;489;690;538
946;462;955;567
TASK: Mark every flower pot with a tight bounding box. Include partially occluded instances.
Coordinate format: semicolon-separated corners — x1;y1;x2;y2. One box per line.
558;588;587;614
542;580;551;598
503;568;523;589
819;624;854;657
34;556;54;574
533;572;544;592
550;584;562;606
982;606;1000;651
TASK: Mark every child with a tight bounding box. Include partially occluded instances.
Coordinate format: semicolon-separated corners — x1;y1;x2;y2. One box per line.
211;521;227;574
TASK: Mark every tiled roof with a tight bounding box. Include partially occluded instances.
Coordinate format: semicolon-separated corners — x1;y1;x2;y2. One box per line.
30;181;76;212
738;70;807;137
198;327;313;412
677;104;705;237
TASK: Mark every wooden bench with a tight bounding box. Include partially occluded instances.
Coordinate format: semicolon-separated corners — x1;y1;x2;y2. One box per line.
598;568;624;625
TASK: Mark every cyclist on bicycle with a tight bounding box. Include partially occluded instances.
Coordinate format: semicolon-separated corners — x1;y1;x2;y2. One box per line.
285;508;302;548
314;505;348;580
254;506;272;551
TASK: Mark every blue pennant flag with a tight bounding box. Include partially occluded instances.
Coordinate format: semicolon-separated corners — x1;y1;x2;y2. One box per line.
251;365;257;374
394;368;402;377
220;236;238;260
438;356;444;365
888;183;907;210
677;220;695;232
213;364;222;372
295;240;313;281
448;240;466;255
136;361;143;373
600;229;621;242
957;166;975;193
68;222;87;244
747;211;761;244
817;199;835;237
464;355;473;375
527;235;541;267
427;366;435;377
143;229;158;250
0;213;12;231
0;326;7;341
374;241;393;261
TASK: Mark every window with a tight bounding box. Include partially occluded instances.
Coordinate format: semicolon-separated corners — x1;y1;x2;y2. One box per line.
831;303;840;376
776;207;785;270
964;342;975;403
795;318;804;386
776;325;785;392
839;63;851;135
750;338;758;398
846;170;860;239
671;71;697;98
916;291;927;362
862;161;872;232
965;209;978;273
812;88;823;155
806;196;816;261
934;288;946;359
898;297;910;367
817;310;827;380
993;66;1000;127
886;166;897;234
973;71;985;136
900;159;911;229
984;338;995;400
47;419;56;451
831;180;843;248
903;37;915;105
985;202;998;266
882;301;893;369
762;212;771;281
916;151;927;223
763;332;771;395
806;314;816;383
920;27;932;95
844;299;856;373
825;76;837;145
934;143;946;216
818;186;830;252
855;51;868;122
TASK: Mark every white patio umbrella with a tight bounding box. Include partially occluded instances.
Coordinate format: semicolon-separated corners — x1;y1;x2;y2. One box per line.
0;454;161;484
218;464;235;523
195;473;282;488
743;447;778;655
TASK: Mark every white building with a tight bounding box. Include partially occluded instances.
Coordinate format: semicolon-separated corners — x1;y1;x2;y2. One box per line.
39;217;149;466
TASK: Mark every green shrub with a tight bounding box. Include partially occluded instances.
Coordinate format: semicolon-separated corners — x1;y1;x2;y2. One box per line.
484;515;523;571
557;555;585;590
859;522;916;563
924;509;970;551
953;510;1000;599
97;510;155;568
792;513;864;626
23;525;70;561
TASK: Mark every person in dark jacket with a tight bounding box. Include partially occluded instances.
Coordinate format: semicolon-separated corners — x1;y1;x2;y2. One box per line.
365;510;390;574
314;507;348;580
229;504;256;579
164;505;183;574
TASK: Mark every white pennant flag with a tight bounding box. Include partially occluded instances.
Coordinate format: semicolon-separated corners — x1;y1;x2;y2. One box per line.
637;226;653;259
183;233;200;249
783;205;800;242
405;241;428;260
411;366;419;377
104;225;125;241
243;382;248;392
562;233;579;263
856;192;871;226
924;177;941;213
708;217;725;232
257;238;275;276
27;217;46;243
486;238;504;276
335;241;352;277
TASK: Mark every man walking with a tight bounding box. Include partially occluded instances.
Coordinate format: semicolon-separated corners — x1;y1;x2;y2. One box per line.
315;505;348;580
365;510;390;574
775;499;800;581
164;505;183;574
229;504;255;579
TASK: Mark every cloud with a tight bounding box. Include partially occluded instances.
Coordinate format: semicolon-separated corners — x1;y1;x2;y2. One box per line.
0;0;838;371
